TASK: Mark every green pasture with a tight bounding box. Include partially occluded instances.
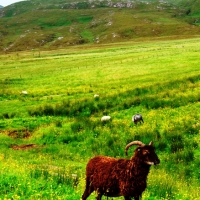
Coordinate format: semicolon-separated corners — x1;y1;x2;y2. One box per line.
0;38;200;199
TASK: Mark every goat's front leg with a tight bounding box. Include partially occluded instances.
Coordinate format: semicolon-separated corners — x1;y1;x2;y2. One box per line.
96;193;102;200
96;190;103;200
124;196;132;200
134;195;141;200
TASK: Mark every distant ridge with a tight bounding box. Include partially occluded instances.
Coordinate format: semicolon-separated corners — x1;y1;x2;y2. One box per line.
0;5;3;8
0;0;200;52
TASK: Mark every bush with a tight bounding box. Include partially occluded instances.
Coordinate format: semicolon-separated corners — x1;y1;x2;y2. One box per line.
173;149;194;164
165;132;183;143
55;120;62;127
71;122;84;133
41;131;58;145
170;141;184;153
43;104;55;115
157;141;167;151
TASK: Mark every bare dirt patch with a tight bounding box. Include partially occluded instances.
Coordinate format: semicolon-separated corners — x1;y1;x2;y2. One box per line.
1;129;31;139
11;144;37;150
0;129;39;150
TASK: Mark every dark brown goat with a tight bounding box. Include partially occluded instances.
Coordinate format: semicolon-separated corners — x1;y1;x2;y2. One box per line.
82;141;160;200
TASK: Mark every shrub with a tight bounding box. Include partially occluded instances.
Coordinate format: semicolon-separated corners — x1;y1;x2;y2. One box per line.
59;135;73;144
157;141;167;151
165;132;183;142
173;149;194;164
43;104;55;115
185;125;199;135
183;167;193;179
55;120;62;127
170;141;184;153
71;122;84;133
41;131;57;145
2;113;10;119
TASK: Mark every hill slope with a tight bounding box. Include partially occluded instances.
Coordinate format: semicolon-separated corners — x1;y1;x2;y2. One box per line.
0;0;200;52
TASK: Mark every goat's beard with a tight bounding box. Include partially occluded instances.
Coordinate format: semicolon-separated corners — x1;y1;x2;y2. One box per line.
145;161;155;165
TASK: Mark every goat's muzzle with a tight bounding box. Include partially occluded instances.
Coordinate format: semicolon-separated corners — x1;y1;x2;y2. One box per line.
145;158;160;166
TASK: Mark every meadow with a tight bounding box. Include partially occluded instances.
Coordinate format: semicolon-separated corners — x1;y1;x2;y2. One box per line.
0;38;200;199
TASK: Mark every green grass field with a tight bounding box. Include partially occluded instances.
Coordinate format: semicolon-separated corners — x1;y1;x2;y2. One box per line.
0;38;200;199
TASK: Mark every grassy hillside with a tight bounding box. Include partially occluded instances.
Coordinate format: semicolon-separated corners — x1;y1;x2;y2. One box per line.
1;0;200;52
167;0;200;25
0;38;200;199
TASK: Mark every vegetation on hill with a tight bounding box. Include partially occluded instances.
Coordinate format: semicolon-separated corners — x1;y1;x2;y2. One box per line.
167;0;200;25
0;0;200;52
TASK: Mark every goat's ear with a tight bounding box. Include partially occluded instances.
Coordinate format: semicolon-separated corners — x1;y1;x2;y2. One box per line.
137;147;141;152
149;141;153;146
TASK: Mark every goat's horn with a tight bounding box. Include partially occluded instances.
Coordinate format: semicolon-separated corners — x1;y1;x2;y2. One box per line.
125;141;145;156
149;141;153;146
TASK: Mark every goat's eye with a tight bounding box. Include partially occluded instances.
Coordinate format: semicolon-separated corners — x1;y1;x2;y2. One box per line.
143;150;149;155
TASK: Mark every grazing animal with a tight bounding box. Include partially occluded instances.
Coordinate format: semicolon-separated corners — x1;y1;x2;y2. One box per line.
94;94;99;98
101;116;111;122
132;114;144;124
82;141;160;200
21;90;28;95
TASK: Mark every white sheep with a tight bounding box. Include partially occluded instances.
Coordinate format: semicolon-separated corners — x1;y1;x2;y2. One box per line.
94;94;99;98
101;116;111;122
21;90;28;95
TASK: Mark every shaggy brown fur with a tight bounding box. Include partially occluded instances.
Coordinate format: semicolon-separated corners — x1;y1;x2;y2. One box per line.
82;141;160;200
